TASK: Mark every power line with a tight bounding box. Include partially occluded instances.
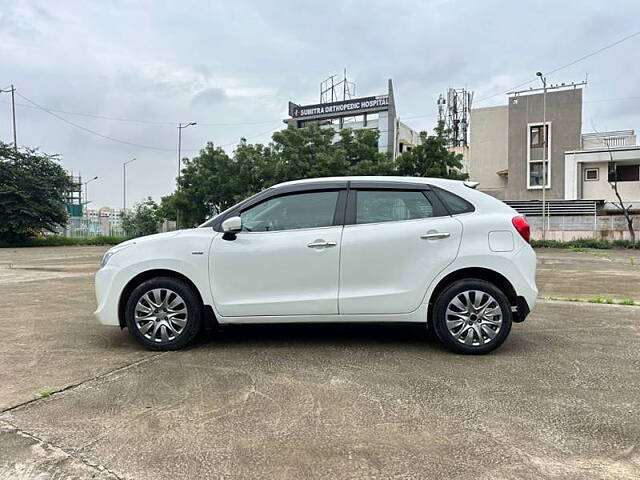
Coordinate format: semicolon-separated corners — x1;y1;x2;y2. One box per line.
0;99;282;127
474;29;640;105
14;91;282;152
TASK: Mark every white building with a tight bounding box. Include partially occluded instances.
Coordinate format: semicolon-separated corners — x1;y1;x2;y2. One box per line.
85;207;125;225
285;79;420;159
564;130;640;210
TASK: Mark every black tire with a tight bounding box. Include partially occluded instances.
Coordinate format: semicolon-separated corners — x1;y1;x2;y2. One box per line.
432;279;512;355
125;276;202;351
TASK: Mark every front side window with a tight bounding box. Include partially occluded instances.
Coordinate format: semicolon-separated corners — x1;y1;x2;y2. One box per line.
240;191;339;232
356;190;433;224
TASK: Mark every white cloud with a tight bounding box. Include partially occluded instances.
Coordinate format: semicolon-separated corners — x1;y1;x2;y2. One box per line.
0;0;639;207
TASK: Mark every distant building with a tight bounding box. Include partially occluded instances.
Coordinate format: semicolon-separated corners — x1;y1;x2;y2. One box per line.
85;207;124;226
565;130;640;211
468;86;583;200
284;79;420;159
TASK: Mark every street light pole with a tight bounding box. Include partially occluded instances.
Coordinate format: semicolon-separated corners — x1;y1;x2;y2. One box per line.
123;158;137;212
176;122;197;228
1;85;17;150
536;72;547;240
84;176;99;213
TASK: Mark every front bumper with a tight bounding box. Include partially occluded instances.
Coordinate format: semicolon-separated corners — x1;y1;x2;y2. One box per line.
94;265;130;326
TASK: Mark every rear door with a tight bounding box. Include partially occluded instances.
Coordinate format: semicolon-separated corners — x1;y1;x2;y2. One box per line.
338;185;462;314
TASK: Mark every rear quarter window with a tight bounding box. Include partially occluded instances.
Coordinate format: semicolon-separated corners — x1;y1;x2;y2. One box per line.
434;187;475;215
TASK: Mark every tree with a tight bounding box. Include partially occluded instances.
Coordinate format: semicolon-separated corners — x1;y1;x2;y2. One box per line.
0;142;72;243
606;152;636;243
396;122;468;180
270;124;349;181
159;143;238;228
334;128;395;175
122;197;161;238
158;123;467;228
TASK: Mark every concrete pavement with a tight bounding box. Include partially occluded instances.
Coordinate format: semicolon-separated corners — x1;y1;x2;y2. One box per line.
1;246;639;479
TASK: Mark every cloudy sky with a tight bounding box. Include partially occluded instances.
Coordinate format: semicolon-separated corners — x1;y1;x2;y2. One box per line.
1;0;639;208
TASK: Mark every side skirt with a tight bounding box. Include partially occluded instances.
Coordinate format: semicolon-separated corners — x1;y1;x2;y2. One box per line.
215;307;428;325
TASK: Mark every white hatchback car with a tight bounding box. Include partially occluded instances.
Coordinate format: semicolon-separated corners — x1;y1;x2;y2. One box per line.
95;176;537;354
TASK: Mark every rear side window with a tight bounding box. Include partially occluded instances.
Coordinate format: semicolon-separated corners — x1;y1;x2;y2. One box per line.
435;187;475;215
356;190;434;224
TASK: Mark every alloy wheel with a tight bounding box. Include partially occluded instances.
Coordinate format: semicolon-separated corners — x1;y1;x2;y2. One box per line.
134;288;188;343
445;290;503;346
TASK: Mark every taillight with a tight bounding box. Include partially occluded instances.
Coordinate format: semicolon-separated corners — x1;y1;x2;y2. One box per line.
512;216;530;243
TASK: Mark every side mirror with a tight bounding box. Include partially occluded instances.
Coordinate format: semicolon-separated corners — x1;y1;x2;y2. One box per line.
222;216;242;232
221;216;242;240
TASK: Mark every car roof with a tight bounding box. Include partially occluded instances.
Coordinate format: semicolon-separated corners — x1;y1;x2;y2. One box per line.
272;176;466;189
271;176;515;216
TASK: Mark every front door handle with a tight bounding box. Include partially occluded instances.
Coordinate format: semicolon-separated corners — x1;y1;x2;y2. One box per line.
307;240;337;248
420;232;451;240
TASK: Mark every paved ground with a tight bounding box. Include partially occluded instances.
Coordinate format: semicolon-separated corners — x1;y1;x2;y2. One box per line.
0;246;638;479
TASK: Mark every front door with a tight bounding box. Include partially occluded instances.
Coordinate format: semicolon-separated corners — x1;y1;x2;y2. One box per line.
210;190;343;317
339;188;462;314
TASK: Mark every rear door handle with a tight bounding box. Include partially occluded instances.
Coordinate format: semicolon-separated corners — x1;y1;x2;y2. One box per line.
420;232;451;240
307;240;337;248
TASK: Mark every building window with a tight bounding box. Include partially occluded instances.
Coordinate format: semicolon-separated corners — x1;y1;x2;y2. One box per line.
584;168;599;181
530;125;549;148
608;164;640;182
529;162;550;188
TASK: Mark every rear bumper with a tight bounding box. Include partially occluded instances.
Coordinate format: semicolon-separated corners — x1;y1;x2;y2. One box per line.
512;245;538;311
513;296;530;323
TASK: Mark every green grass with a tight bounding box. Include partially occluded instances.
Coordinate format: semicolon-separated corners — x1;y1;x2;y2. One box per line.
543;296;638;306
532;239;640;250
38;388;56;398
0;235;129;248
587;296;606;304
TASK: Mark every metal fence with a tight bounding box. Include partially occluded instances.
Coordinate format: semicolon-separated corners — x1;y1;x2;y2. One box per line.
54;217;127;238
504;200;637;240
525;215;636;232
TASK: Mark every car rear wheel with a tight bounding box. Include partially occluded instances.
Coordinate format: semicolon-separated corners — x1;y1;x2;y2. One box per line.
432;279;512;355
125;276;201;351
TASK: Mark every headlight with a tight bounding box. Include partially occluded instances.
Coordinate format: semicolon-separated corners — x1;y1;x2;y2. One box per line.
101;243;134;267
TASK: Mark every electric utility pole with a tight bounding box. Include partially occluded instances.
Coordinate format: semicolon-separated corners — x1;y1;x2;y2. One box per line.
1;85;17;150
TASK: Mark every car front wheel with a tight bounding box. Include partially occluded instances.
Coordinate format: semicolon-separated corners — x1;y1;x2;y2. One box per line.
125;276;201;351
432;279;512;355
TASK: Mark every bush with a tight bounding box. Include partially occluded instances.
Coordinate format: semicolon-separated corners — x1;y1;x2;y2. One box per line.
531;239;640;250
0;235;128;248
